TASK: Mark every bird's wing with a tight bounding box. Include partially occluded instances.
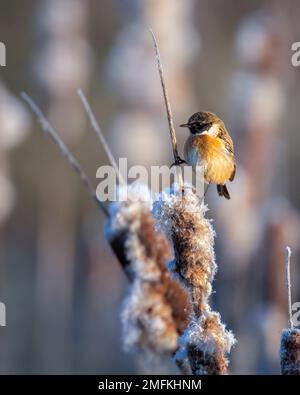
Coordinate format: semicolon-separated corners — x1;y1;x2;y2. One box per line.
219;124;234;156
219;124;236;181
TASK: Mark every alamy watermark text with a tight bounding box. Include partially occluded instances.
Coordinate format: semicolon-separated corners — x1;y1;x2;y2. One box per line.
0;302;6;326
0;42;6;66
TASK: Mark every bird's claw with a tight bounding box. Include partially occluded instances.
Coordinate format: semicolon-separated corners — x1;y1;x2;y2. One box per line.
170;156;187;168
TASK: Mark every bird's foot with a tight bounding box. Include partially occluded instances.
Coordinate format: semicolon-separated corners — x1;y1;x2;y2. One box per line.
170;156;187;168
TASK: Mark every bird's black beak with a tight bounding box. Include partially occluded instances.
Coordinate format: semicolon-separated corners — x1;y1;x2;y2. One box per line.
179;123;189;128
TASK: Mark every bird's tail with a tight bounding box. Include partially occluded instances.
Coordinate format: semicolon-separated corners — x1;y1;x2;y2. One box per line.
217;184;230;200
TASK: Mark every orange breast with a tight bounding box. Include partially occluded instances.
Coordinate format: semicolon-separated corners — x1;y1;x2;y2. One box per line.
185;134;234;185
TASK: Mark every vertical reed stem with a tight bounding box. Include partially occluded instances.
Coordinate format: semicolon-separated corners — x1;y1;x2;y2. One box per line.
150;29;183;188
286;246;294;329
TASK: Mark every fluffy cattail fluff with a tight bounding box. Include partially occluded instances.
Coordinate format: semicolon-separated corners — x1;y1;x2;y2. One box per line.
154;185;236;374
280;247;300;375
181;311;236;375
155;186;216;316
105;184;190;355
280;329;300;375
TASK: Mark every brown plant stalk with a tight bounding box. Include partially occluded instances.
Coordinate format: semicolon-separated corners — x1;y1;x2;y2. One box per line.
150;30;183;187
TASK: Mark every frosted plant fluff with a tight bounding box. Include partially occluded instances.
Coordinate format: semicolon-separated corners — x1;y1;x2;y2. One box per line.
105;184;189;356
154;184;236;374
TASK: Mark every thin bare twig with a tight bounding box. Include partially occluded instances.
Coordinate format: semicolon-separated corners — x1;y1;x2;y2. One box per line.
21;92;109;217
77;89;125;185
286;246;294;329
150;30;183;185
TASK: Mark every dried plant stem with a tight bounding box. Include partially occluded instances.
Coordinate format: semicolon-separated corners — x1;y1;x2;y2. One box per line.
150;29;183;187
21;92;109;217
286;246;293;329
150;30;178;159
77;89;125;185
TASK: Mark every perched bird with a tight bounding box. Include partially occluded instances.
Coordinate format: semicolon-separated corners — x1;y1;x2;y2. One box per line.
180;111;236;199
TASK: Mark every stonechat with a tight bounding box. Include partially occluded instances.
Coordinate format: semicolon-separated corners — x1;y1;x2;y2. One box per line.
180;111;236;199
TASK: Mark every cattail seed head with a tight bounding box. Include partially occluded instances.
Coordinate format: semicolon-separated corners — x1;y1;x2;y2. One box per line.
106;184;190;356
280;329;300;375
155;185;235;374
184;311;236;375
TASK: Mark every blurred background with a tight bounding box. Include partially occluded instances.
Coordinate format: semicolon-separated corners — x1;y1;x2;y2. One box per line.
0;0;300;374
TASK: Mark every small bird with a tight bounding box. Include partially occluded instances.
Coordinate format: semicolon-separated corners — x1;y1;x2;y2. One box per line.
180;111;236;199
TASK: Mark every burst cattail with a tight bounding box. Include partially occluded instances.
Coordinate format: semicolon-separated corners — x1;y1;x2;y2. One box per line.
154;185;236;374
105;184;191;355
183;311;236;375
280;247;300;375
280;329;300;375
155;186;216;316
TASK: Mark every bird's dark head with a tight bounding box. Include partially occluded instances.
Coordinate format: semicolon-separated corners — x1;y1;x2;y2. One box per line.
180;111;221;135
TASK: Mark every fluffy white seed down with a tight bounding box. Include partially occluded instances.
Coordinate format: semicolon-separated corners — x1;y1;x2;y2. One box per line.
106;183;178;355
154;183;236;374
